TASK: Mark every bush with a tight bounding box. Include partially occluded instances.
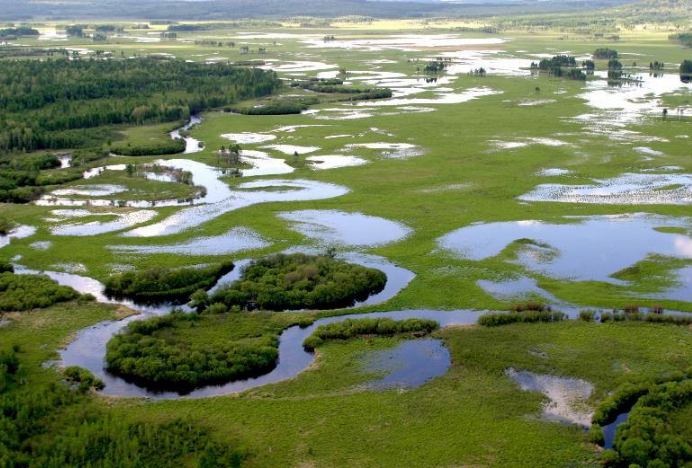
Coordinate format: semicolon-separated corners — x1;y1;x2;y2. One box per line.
104;262;234;303
0;272;81;312
63;366;105;392
579;310;596;322
106;312;279;391
209;253;386;311
478;310;566;327
303;317;439;351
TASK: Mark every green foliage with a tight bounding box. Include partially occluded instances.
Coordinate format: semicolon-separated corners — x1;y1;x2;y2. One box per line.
600;310;692;326
63;365;105;392
111;136;186;156
0;217;11;236
669;33;692;48
0;272;81;312
229;98;316;115
104;261;234;302
0;152;71;202
0;349;244;467
680;60;692;83
594;48;619;59
606;380;692;467
106;311;279;391
0;59;281;154
209;253;387;311
478;310;566;327
0;27;39;38
303;317;439;351
579;310;596;322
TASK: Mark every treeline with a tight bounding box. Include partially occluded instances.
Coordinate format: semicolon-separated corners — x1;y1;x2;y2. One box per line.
0;152;84;203
0;26;38;37
0;58;281;154
290;80;393;100
669;32;692;48
111;137;186;156
227;98;315;116
206;253;387;311
0;349;244;466
303;317;439;351
104;262;234;303
105;311;279;391
0;272;90;312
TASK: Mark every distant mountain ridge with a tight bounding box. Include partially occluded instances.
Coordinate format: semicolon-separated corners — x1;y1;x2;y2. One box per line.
0;0;638;21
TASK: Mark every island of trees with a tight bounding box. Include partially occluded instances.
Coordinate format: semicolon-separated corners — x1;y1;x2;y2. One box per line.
104;261;234;303
198;253;387;311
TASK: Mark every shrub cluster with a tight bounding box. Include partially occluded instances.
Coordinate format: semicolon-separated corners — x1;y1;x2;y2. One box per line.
105;312;279;391
600;310;692;326
0;350;244;466
478;310;566;327
110;137;186;157
595;375;692;467
208;253;386;311
0;272;84;312
593;47;619;59
303;317;439;351
104;261;234;303
63;365;105;393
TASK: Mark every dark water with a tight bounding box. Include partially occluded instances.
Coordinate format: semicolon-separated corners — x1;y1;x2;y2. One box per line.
603;412;629;449
364;338;451;390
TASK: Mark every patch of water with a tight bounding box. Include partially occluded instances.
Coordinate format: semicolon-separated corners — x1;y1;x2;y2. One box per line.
490;137;569;151
507;368;594;426
50;209;158;237
221;132;276;144
344;142;425;159
536;168;573;176
109;227;270;256
603;412;629;449
239;149;295;177
519;173;692;205
0;225;37;249
263;144;320;155
30;241;52;251
50;185;127;197
306;155;368;170
170;115;204;154
438;213;692;283
278;210;412;248
358;86;501;107
364;339;451;390
124;179;349;237
302;34;505;52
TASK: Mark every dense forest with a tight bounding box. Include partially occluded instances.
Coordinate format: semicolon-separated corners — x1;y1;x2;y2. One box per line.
0;58;281;154
104;262;234;303
0;272;89;312
0;348;244;466
206;253;387;311
106;311;281;391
